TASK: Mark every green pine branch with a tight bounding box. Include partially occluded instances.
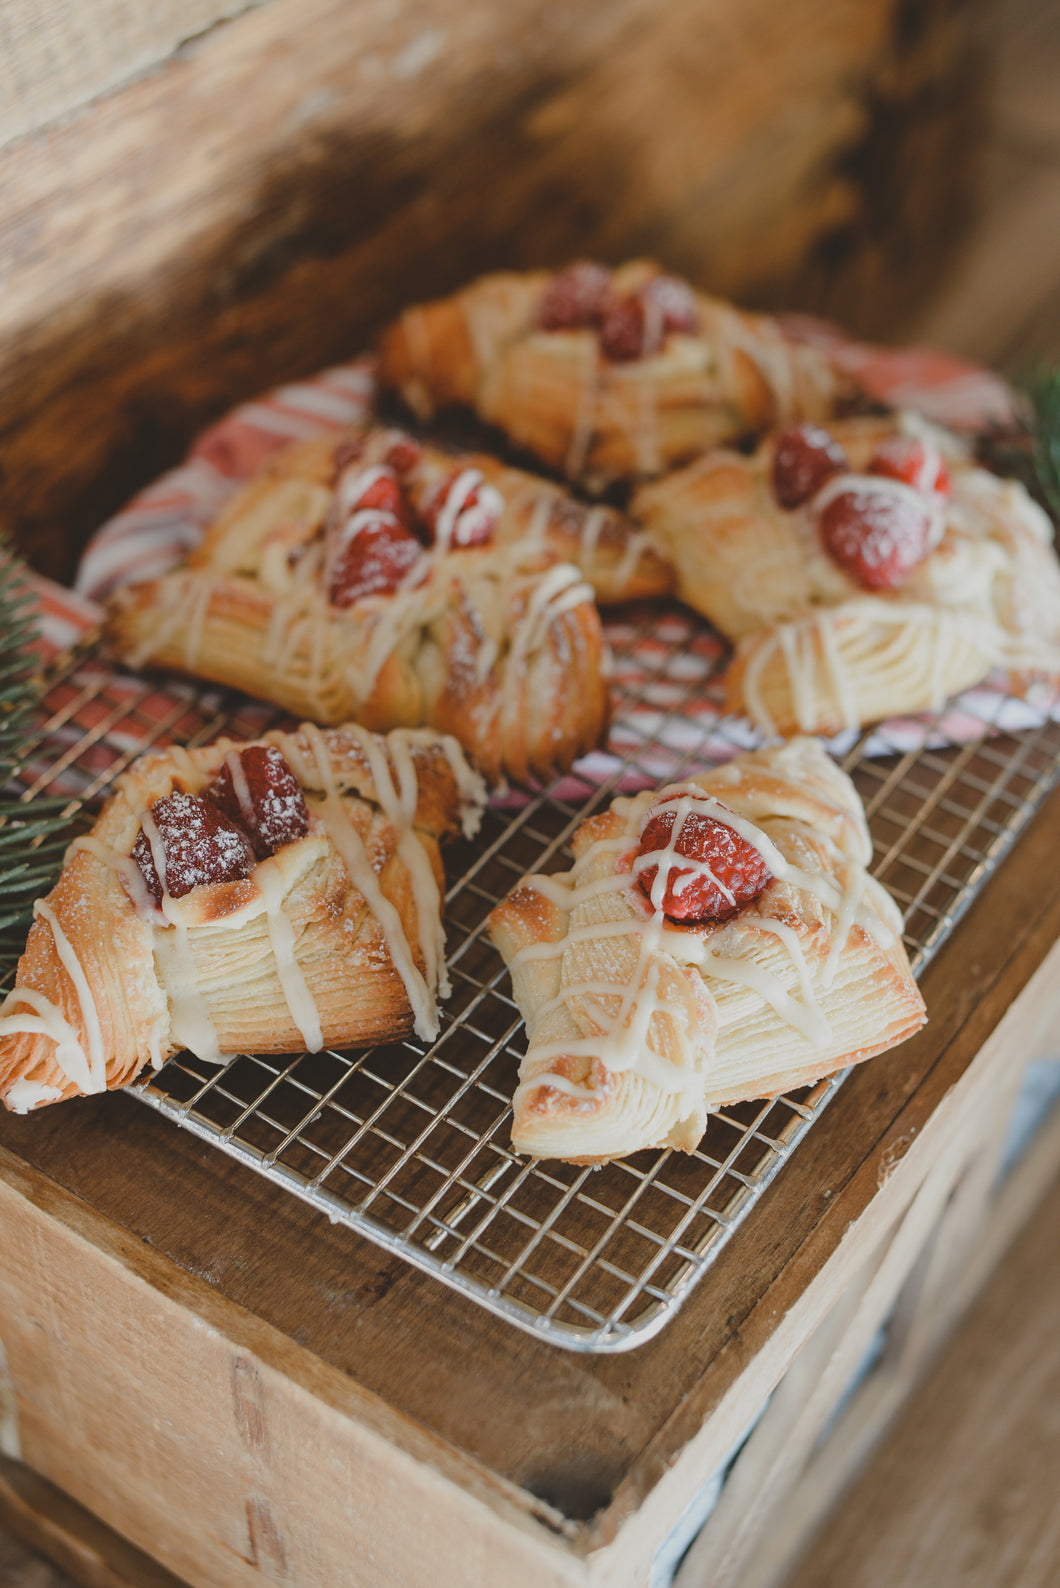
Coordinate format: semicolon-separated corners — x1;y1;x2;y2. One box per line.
0;546;74;949
977;367;1060;526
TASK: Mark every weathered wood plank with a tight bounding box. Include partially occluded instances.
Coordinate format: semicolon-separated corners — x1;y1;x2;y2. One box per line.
0;0;988;579
782;1167;1060;1588
0;2;260;152
0;1452;183;1588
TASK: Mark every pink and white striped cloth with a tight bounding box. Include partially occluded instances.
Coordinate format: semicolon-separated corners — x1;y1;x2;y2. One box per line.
17;339;1055;796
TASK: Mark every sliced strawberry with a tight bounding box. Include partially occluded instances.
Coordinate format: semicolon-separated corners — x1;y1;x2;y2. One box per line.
423;469;502;549
818;486;932;591
333;463;416;534
538;261;613;330
327;518;423;606
133;792;255;903
771;423;848;509
205;745;309;859
381;432;423;475
600;294;664;361
636;800;772;922
868;434;951;497
641;273;699;334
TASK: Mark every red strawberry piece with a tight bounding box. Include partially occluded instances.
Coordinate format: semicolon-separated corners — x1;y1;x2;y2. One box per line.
600;294;664;361
637;800;772;922
333;463;416;534
327;517;423;606
205;746;309;859
868;434;950;496
641;273;699;334
538;261;613;330
771;423;849;509
423;469;502;549
818;486;932;591
382;432;422;475
132;792;255;904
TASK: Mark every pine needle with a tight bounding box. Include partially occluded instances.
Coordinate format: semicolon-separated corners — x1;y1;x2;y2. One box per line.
0;546;74;950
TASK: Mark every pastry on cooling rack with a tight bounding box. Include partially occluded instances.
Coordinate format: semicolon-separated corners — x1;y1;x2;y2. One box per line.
377;260;845;488
103;426;614;786
488;738;924;1164
632;415;1060;737
0;724;486;1113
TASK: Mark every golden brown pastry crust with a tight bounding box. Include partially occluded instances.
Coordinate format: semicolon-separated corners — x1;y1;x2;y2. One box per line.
378;262;845;488
633;415;1060;736
489;738;924;1164
0;725;486;1111
103;430;614;787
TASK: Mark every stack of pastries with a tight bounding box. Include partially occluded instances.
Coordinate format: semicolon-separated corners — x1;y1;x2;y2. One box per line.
5;256;1058;1166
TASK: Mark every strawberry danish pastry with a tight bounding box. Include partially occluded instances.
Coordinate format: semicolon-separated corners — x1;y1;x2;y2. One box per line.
489;738;923;1163
633;415;1060;736
0;724;486;1111
104;427;614;785
378;260;845;488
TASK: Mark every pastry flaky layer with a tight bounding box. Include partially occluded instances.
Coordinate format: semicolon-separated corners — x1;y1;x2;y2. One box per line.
377;262;845;489
103;428;614;788
0;725;487;1113
633;414;1060;736
488;738;924;1164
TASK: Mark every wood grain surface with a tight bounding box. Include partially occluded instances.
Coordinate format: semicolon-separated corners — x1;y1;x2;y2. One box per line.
783;1169;1060;1588
0;0;988;581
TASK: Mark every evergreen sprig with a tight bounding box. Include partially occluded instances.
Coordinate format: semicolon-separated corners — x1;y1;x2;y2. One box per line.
1023;367;1060;524
977;366;1060;526
0;547;74;949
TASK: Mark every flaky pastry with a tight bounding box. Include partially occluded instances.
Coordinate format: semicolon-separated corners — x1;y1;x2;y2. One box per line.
104;426;613;785
378;260;845;488
633;414;1060;736
489;738;924;1163
0;724;486;1112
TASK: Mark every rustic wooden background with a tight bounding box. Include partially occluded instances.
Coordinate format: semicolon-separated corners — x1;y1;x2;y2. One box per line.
1;0;997;582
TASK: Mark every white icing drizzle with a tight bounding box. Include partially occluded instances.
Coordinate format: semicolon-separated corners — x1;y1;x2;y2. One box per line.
254;856;323;1052
224;749;256;830
278;724;439;1041
432;470;503;552
140;807;223;1063
512;767;891;1114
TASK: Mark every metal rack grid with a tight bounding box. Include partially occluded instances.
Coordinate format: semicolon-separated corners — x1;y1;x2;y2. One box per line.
5;606;1060;1353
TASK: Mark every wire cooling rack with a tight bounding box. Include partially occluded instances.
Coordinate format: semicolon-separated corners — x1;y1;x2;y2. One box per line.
6;605;1060;1352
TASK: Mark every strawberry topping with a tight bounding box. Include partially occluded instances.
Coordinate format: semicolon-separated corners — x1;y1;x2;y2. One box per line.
381;432;422;475
538;261;613;330
133;792;255;903
423;469;502;549
636;799;772;922
771;423;849;509
818;486;932;591
327;517;423;606
205;746;309;859
600;294;663;362
868;434;950;497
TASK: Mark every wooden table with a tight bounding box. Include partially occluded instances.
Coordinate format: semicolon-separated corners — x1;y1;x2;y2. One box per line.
2;778;1058;1588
